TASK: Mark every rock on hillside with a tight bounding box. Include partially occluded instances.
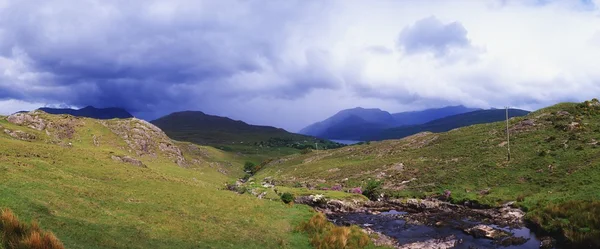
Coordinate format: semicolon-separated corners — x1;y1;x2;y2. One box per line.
100;118;187;166
5;111;188;167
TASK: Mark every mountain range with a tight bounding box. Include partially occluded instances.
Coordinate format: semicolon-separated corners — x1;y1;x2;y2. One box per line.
38;106;133;119
300;106;530;141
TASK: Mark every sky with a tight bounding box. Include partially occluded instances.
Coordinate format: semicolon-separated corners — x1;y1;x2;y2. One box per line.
1;0;600;132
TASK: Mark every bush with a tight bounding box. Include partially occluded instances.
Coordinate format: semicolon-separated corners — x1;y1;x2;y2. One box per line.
350;187;362;194
244;162;257;174
297;213;370;249
362;180;383;201
281;193;295;204
1;208;64;249
300;148;312;154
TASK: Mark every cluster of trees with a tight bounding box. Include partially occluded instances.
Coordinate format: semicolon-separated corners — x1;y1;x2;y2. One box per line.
253;137;345;150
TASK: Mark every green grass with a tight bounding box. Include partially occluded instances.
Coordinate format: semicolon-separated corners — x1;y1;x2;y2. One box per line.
0;113;317;248
257;100;600;246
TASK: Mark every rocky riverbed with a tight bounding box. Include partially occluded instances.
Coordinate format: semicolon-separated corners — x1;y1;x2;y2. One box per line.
295;196;557;249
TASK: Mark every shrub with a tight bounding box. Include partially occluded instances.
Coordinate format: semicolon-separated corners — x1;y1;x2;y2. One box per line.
1;208;64;249
281;192;295;204
331;185;342;191
362;180;383;201
297;213;370;249
350;187;362;195
300;148;312;154
244;161;257;174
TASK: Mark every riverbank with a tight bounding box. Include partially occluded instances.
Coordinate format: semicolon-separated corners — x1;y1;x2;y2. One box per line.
295;196;558;248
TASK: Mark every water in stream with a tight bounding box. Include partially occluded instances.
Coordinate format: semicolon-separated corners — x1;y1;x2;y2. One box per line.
328;210;547;249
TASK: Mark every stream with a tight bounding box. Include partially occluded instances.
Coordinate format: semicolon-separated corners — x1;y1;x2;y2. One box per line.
328;210;550;249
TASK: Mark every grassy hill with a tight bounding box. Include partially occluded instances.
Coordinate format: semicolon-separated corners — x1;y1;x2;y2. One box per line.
0;111;322;248
151;111;343;161
365;108;530;141
256;100;600;247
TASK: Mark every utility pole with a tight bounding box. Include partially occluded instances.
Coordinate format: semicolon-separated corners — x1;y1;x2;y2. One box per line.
506;106;511;161
315;142;318;152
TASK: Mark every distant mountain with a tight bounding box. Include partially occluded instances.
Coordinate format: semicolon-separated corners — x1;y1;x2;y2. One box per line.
38;106;133;119
299;107;395;138
392;105;481;126
151;111;342;152
299;105;480;139
365;108;530;141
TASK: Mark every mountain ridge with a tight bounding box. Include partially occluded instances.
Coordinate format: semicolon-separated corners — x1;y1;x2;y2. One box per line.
38;106;133;119
300;105;483;139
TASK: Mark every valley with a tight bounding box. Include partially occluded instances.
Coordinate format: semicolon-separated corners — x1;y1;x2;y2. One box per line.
2;100;600;249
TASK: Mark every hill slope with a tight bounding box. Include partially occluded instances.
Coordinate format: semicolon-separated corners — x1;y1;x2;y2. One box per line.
38;106;133;119
391;105;481;126
257;100;600;247
0;111;320;248
151;111;343;159
366;108;530;141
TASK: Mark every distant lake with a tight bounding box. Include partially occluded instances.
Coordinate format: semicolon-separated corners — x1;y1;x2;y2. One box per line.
331;139;362;145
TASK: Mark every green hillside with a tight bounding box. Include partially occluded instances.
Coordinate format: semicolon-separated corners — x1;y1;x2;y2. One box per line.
365;108;530;141
151;111;343;161
0;111;320;248
256;100;600;247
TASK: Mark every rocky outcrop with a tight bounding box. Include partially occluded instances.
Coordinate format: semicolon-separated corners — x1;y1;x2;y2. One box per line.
3;129;36;141
7;112;47;130
101;119;186;166
111;155;146;168
294;195;366;213
464;224;509;239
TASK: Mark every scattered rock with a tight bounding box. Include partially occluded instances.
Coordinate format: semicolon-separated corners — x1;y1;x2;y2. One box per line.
327;168;340;172
498;236;528;246
391;162;404;171
556;111;570;116
539;236;556;249
397;235;459;249
479;188;491;196
362;228;398;248
111;155;146;168
3;129;36;141
464;224;510;240
567;122;581;131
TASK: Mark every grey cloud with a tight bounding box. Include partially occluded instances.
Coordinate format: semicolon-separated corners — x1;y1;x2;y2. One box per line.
398;16;471;57
0;0;338;120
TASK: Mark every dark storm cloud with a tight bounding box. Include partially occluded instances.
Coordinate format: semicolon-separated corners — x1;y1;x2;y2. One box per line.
0;0;338;118
398;16;472;57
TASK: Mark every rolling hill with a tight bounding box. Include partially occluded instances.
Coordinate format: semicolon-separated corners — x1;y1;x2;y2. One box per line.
0;111;322;248
255;100;600;247
151;111;343;158
365;108;530;141
38;106;133;119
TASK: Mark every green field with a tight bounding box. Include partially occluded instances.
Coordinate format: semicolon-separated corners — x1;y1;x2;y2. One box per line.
0;112;322;248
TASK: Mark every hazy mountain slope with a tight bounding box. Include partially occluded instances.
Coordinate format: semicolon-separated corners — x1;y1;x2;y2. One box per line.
299;107;395;137
300;106;481;140
257;100;600;247
0;111;318;248
39;106;133;119
391;105;481;126
366;108;530;141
